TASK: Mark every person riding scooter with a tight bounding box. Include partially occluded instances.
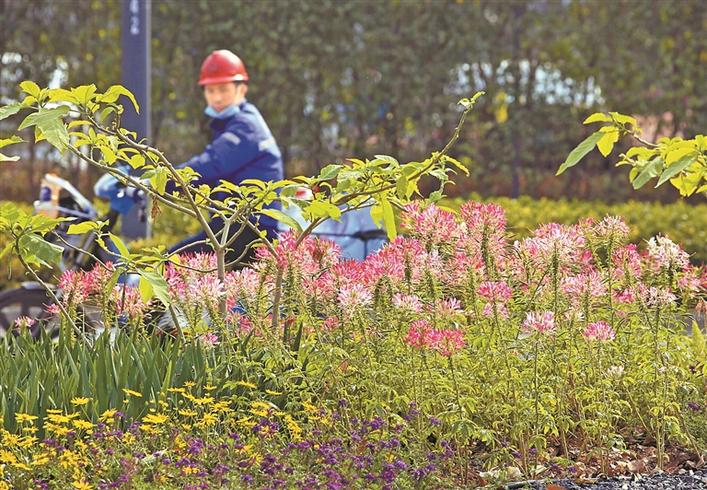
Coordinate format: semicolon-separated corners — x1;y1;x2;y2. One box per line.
166;49;284;266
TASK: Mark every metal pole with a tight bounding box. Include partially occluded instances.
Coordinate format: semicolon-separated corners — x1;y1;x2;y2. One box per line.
120;0;151;239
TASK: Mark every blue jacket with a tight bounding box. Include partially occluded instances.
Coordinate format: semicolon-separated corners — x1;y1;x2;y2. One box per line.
170;100;284;230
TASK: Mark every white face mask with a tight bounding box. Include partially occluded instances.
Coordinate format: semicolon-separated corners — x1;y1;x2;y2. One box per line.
204;104;240;120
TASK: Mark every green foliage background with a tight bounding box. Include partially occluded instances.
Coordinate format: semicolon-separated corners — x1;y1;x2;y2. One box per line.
1;0;705;202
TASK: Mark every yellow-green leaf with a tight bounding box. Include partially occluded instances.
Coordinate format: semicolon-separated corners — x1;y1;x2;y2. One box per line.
609;112;637;126
99;85;140;114
557;132;603;175
67;221;100;234
583;112;611;125
597;128;620;157
19;80;41;98
666;147;696;166
381;197;397;241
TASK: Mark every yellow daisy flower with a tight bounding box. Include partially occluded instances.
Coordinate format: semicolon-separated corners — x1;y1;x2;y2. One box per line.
15;412;38;423
122;388;142;398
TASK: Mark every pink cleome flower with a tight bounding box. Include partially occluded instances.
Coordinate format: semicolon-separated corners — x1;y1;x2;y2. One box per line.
401;202;462;245
583;321;616;341
14;316;36;329
593;216;630;243
111;285;148;320
459;201;506;233
647;235;690;272
392;293;424;313
561;271;606;302
84;262;116;296
519;223;586;268
58;270;88;304
611;243;643;280
198;332;220;347
482;302;509;320
478;281;513;304
321;316;340;331
522;310;556;335
404;320;466;357
337;284;373;311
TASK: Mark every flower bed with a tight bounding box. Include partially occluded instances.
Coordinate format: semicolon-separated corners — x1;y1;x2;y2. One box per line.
1;200;706;488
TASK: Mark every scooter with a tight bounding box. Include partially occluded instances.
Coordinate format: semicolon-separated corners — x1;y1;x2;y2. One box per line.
0;171;144;336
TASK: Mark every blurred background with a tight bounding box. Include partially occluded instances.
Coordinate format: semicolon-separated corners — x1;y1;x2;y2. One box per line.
1;0;705;203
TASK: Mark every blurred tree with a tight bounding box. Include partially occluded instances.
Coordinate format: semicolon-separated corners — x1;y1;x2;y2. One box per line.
1;0;704;203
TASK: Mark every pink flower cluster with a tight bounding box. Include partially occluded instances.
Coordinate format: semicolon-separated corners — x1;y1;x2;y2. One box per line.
582;321;615;341
519;223;588;269
647;235;690;271
404;320;465;357
111;284;148;321
392;294;424;313
522;311;556;334
478;281;512;303
402;202;462;246
58;270;88;305
337;284;373;311
561;271;606;303
593;216;630;243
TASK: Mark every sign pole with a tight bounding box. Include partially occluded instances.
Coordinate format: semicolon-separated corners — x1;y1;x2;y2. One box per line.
120;0;151;239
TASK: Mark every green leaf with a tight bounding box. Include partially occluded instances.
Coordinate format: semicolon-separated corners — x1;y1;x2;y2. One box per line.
369;203;383;227
260;208;303;233
107;232;131;259
239;179;266;189
18;106;70;151
150;167;168;194
656;153;697;187
665;147;696;166
381;197;397;241
128;154;146;169
597;127;620;157
19;81;41;98
632;158;663;189
556;132;603;175
99;145;118;164
0;135;24;150
0;103;22;121
583;112;611;124
18;233;63;267
373;155;399;166
395;174;408;199
137;270;170;306
67;221;100;235
626;146;653;159
71;84;97;106
99;85;140;114
138;275;154;303
609;111;637;126
317;164;343;181
307;201;341;221
443;155;469;175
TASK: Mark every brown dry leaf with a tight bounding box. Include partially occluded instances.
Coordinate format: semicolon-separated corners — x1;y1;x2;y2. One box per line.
627;459;645;473
547;485;568;490
150;199;161;221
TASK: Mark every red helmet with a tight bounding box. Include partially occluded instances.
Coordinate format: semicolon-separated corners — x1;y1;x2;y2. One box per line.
198;49;249;86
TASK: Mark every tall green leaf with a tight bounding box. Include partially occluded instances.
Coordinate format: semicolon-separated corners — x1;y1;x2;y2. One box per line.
556;132;603;175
